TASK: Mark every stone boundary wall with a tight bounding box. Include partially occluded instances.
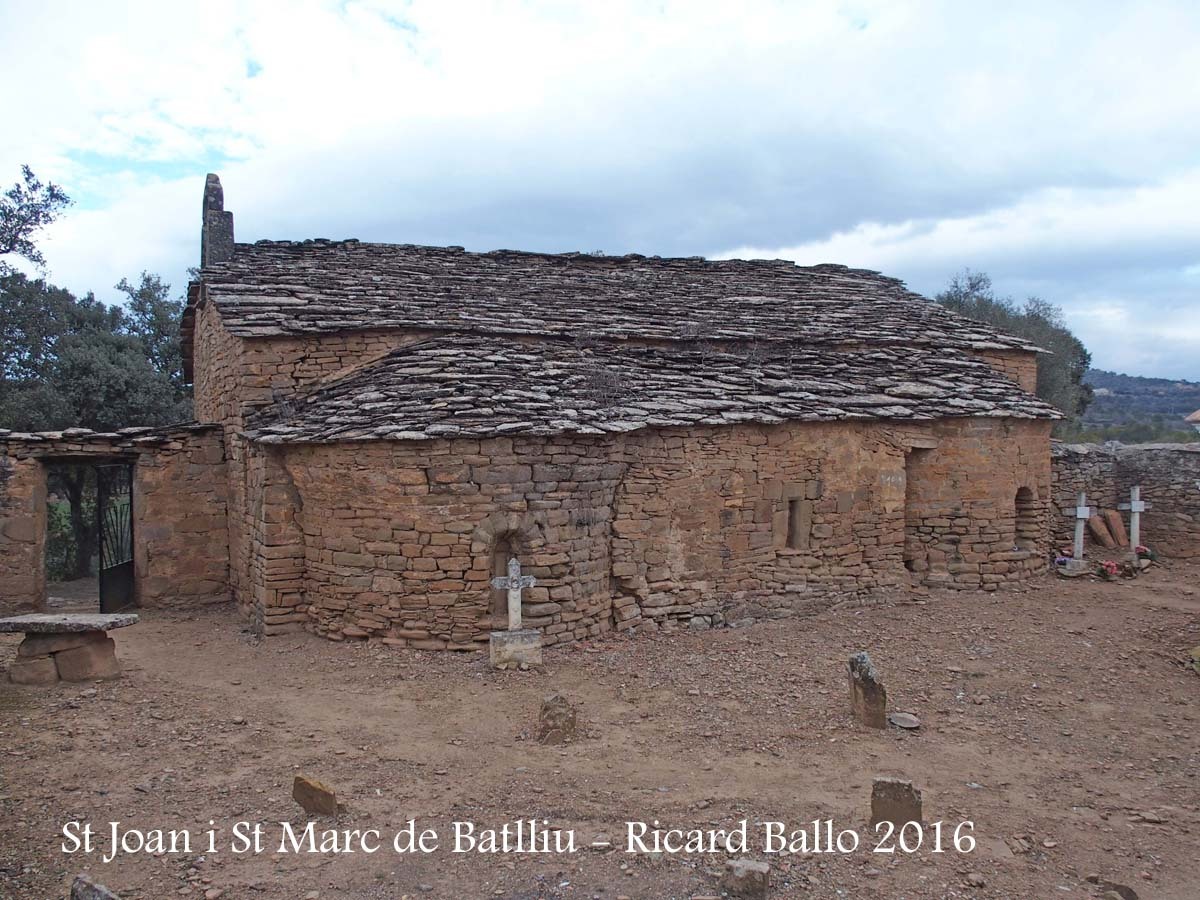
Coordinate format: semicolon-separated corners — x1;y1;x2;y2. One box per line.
1051;442;1200;558
249;417;1051;647
0;425;229;615
0;451;47;613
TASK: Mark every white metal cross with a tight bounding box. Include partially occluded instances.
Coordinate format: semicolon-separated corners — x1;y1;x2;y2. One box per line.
491;557;537;631
1118;485;1152;548
1073;491;1090;559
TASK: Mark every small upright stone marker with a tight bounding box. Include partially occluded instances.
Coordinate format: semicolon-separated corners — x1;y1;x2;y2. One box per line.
848;651;887;729
292;775;341;817
721;858;771;898
1087;514;1117;549
537;693;578;744
1102;509;1129;547
489;557;542;668
871;777;923;828
71;875;121;900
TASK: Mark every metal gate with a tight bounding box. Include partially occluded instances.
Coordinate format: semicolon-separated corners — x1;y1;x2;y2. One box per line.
96;463;135;612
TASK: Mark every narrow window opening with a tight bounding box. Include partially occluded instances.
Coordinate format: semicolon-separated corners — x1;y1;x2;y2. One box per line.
490;534;514;618
785;498;811;551
1014;487;1038;551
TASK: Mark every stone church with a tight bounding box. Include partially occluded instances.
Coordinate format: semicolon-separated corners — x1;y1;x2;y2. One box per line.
0;175;1059;647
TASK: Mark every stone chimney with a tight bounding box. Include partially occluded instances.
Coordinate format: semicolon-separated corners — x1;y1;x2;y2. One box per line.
200;173;234;268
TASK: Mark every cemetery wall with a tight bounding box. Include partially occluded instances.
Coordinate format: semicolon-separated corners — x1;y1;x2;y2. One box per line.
1051;442;1200;558
0;452;47;616
132;428;230;607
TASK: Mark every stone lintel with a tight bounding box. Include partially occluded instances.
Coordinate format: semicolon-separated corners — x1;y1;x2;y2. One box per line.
0;613;139;634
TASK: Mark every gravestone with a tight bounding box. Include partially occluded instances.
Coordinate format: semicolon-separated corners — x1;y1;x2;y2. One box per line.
870;777;923;828
489;558;542;668
1102;510;1129;547
721;858;770;898
537;693;578;744
1087;515;1117;550
848;652;887;729
72;875;121;900
293;775;341;816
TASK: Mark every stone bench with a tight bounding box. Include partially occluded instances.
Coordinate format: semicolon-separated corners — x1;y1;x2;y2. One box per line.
1;613;138;685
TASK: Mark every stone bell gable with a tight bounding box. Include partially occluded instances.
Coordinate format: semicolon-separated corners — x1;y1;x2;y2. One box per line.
168;174;1059;644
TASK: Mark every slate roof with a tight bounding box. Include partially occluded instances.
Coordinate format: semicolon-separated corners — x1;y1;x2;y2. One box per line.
188;239;1041;353
0;423;219;453
244;334;1059;444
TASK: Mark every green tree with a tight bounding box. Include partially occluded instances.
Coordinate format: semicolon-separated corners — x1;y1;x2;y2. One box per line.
0;274;190;577
116;272;188;400
936;270;1093;419
0;273;188;430
0;165;71;275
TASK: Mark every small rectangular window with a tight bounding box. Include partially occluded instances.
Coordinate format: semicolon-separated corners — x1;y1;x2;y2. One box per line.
785;499;810;550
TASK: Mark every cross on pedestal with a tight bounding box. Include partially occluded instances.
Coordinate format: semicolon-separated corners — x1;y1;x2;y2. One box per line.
491;557;537;632
1118;486;1152;549
1073;491;1090;559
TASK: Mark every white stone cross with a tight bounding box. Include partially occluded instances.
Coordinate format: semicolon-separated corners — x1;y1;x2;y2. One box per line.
1073;491;1090;559
1118;485;1152;548
491;557;537;631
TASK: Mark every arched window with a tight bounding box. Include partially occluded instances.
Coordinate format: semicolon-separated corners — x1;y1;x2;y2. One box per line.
1014;487;1039;551
490;534;514;618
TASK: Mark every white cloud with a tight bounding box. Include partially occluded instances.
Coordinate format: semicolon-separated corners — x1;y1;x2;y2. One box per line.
3;0;1199;377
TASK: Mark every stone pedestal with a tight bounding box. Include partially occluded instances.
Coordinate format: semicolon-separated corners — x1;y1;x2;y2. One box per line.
1056;558;1092;578
9;631;121;683
2;613;137;685
489;629;542;668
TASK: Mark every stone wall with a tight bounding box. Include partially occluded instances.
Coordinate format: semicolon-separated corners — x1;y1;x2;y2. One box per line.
191;302;437;613
0;454;47;616
132;428;230;606
609;422;909;631
0;426;229;614
968;349;1039;394
252;436;626;646
192;298;433;422
1051;442;1200;557
247;417;1051;647
902;418;1051;588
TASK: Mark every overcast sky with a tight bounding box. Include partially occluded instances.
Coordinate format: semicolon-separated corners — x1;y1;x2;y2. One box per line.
3;0;1198;379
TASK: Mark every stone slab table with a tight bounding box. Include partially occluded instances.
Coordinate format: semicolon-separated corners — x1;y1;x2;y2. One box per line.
1;613;138;685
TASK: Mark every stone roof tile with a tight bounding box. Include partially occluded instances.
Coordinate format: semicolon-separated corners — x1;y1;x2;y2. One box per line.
244;334;1059;444
189;240;1041;354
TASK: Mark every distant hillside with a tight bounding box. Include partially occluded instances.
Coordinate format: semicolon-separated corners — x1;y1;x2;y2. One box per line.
1080;369;1200;432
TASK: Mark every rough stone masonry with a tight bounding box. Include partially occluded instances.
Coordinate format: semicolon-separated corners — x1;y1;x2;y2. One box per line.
1;174;1066;649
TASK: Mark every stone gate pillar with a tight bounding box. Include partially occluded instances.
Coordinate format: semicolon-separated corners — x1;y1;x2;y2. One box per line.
0;452;48;615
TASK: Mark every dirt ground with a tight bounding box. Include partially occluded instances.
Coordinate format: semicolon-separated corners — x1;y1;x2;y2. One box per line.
2;562;1198;900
